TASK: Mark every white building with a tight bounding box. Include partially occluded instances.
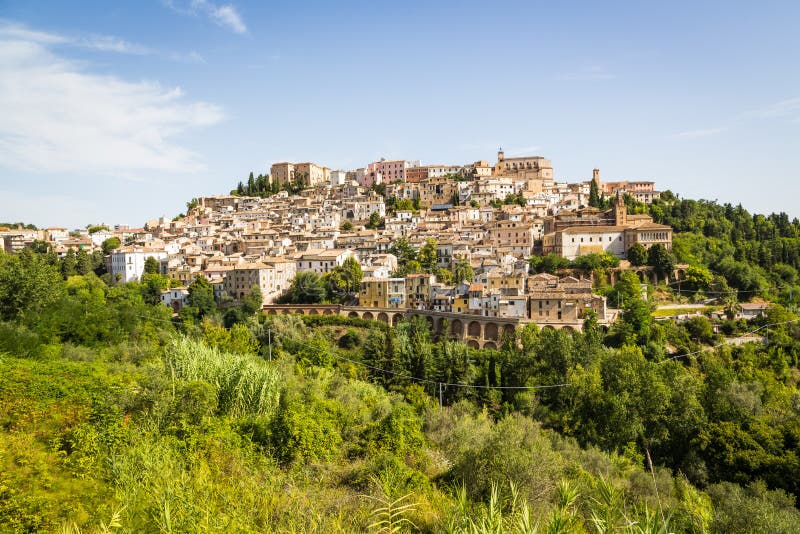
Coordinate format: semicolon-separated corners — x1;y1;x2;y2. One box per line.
110;246;168;283
330;170;347;186
295;249;355;275
160;287;189;312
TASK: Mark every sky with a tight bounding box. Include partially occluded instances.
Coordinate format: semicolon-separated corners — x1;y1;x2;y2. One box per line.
0;0;799;229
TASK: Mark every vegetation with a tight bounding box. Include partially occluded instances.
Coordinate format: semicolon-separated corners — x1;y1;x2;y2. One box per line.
6;194;800;530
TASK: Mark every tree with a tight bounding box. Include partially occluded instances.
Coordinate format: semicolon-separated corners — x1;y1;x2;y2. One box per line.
144;256;160;275
247;172;255;194
452;258;474;284
101;237;121;255
418;238;438;274
282;271;326;304
340;220;354;232
241;285;263;315
589;179;601;208
75;249;93;276
186;198;199;212
389;237;417;267
0;249;65;323
323;257;363;301
627;243;648;266
647;244;676;277
188;277;216;318
367;211;382;229
61;249;77;278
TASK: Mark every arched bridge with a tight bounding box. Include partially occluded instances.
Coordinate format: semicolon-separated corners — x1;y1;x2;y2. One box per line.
262;304;581;349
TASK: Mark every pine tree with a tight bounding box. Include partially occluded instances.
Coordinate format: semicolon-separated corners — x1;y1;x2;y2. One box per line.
247;172;255;195
589;179;601;208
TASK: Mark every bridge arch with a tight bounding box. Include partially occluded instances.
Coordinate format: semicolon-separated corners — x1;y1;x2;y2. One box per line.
451;319;463;338
483;341;497;350
362;311;374;321
392;314;402;326
468;321;482;337
348;311;359;319
377;312;389;324
467;339;480;349
484;323;499;341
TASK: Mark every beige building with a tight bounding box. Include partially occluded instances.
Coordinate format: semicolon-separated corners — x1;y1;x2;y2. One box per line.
359;277;406;308
494;149;554;188
527;273;607;324
270;161;330;187
485;220;537;256
224;261;274;303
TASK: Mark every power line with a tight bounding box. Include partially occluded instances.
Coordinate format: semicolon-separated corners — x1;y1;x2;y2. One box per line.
658;317;800;364
133;312;572;394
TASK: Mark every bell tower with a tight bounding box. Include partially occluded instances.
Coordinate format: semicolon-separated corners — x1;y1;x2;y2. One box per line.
614;192;627;226
497;147;504;162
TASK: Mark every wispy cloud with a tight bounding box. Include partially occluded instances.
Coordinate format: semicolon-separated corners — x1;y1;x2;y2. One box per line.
166;0;247;34
741;97;800;122
0;26;224;175
669;127;727;140
554;63;616;81
0;20;204;63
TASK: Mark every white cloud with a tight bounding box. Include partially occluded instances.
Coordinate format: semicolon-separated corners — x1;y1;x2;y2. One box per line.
742;97;800;122
210;5;247;34
669;127;727;140
0;20;204;63
167;0;247;34
0;32;224;175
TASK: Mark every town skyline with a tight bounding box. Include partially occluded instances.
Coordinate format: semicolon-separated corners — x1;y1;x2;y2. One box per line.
1;1;799;227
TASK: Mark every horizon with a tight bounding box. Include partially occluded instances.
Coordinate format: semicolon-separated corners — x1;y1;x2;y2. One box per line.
1;1;798;228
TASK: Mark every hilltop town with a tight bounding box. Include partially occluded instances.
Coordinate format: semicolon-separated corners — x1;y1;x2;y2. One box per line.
1;149;674;344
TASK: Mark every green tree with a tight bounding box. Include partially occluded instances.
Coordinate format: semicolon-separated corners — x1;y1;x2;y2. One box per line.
340;220;354;232
389;237;417;267
627;243;648;266
452;258;474;284
75;249;93;276
143;256;159;275
187;277;216;318
247;172;255;194
367;211;382;229
0;249;65;323
418;238;438;274
648;243;676;277
589;179;601;208
101;237;121;255
60;249;77;278
283;271;326;304
240;285;263;315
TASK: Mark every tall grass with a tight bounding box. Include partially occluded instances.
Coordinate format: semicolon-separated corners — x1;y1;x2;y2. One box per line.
165;336;281;419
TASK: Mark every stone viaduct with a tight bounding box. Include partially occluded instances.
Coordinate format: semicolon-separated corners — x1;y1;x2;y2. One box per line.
262;304;580;349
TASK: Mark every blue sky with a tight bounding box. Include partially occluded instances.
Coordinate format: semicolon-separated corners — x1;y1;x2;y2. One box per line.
1;1;798;228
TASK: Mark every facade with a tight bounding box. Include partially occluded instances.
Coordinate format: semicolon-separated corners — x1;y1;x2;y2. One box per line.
360;277;406;308
494;150;554;182
270;161;330;187
295;249;355;275
224;261;275;304
110;246;167;283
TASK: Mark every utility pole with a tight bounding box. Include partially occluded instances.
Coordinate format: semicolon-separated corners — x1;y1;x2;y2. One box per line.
268;328;272;361
439;382;443;409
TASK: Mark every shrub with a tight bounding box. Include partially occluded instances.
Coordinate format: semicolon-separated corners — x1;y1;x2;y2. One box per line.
164;337;281;419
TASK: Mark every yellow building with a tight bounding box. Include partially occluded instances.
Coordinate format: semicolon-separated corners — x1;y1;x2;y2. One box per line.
359;277;406;308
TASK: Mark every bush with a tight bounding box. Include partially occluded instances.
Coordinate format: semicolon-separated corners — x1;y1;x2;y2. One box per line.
164;337;281;419
338;329;362;349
